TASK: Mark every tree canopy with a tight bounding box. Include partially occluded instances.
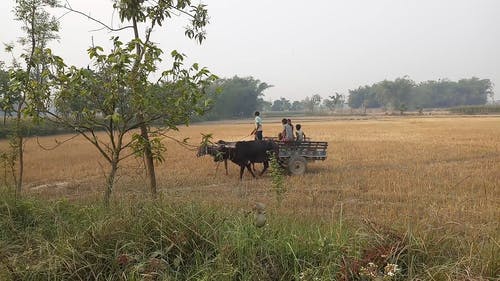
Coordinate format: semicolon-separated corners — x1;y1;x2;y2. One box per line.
204;76;271;119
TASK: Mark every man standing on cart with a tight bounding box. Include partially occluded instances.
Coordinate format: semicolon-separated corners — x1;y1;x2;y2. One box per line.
251;111;263;140
280;118;294;142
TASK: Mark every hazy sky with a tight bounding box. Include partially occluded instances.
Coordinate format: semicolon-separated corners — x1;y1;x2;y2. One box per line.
1;0;499;101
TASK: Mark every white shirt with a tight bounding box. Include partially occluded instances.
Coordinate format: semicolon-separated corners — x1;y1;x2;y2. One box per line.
284;124;294;141
296;129;304;141
255;116;263;131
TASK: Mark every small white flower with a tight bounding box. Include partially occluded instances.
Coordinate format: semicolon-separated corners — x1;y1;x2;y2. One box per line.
384;263;400;276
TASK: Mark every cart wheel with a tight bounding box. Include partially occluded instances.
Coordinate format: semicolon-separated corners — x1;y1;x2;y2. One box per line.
288;156;307;175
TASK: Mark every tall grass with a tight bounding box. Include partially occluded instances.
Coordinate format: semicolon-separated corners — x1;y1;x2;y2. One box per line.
0;189;497;280
449;105;500;115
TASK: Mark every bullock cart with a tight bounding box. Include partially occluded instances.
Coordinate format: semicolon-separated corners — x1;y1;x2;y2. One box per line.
267;138;328;175
197;138;328;177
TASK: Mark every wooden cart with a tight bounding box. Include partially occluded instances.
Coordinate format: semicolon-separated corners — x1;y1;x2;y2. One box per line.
273;140;328;175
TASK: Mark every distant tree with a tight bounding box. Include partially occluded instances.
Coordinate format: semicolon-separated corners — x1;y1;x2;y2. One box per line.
302;97;312;112
323;92;345;112
281;98;291;111
323;99;334;111
348;86;380;110
271;99;283;111
291;100;304;111
208;76;271;118
455;78;492;105
257;99;272;112
348;86;366;109
271;97;291;111
399;103;408;115
417;106;423;115
304;94;322;113
376;76;415;110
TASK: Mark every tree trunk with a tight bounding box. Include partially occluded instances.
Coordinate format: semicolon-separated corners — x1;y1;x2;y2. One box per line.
15;103;24;196
14;6;36;196
131;17;157;198
104;161;118;206
140;122;157;197
16;135;23;195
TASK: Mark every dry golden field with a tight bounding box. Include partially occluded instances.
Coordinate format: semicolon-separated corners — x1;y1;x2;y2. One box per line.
2;116;499;239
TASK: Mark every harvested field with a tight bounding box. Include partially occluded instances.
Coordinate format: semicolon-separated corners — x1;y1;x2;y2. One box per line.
2;116;497;233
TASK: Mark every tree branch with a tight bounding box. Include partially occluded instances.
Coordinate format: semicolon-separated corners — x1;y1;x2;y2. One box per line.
60;4;134;32
36;134;79;151
159;133;198;151
118;151;138;162
150;0;197;20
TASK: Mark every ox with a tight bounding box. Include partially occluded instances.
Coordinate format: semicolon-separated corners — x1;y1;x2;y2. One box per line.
197;140;278;179
196;140;231;175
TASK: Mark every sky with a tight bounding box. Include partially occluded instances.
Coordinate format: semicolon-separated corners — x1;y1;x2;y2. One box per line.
0;0;499;101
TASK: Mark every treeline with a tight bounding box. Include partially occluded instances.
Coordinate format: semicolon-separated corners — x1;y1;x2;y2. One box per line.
203;76;496;120
261;94;343;113
348;77;494;110
200;76;344;120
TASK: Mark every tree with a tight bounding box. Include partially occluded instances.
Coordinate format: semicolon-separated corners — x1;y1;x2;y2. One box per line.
323;92;345;112
22;0;219;204
207;76;271;119
348;86;380;111
59;0;215;198
258;99;272;112
3;0;59;194
376;76;415;110
291;100;304;111
304;94;322;113
399;103;408;115
271;97;291;111
42;37;216;205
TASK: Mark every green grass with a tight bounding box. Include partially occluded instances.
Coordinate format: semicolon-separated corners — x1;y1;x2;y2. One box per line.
0;189;497;280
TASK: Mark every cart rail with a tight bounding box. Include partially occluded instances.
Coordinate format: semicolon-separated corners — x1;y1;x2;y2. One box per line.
275;141;328;161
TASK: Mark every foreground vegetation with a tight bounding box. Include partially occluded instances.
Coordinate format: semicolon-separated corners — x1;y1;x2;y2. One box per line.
0;190;497;280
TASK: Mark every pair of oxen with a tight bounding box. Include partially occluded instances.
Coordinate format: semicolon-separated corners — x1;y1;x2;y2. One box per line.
197;140;279;179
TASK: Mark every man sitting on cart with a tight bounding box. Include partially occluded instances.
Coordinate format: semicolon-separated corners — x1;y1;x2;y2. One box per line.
295;124;306;141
